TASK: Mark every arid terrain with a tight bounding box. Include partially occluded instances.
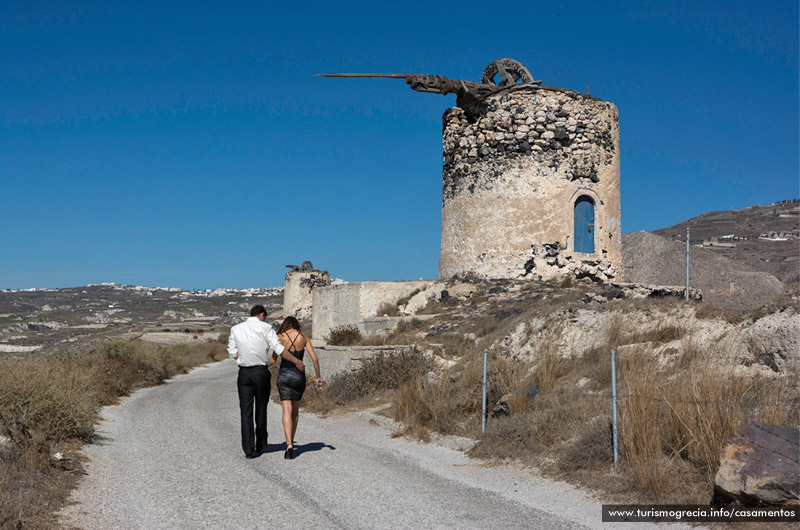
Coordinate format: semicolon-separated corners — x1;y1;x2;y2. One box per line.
1;200;796;360
0;200;798;528
0;285;283;357
653;199;799;282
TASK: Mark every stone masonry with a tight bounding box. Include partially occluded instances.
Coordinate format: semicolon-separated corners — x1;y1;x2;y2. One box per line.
283;262;331;321
439;85;622;282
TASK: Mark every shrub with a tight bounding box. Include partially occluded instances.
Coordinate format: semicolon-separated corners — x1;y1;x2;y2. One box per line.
557;417;613;473
326;325;362;346
324;350;431;405
0;339;228;529
377;301;399;317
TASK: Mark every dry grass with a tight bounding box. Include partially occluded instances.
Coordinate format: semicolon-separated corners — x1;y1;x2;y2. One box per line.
416;293;459;315
0;339;227;529
618;350;799;501
306;291;800;507
377;301;399;317
375;289;423;317
326;325;363;346
383;318;426;344
394;354;486;437
313;349;432;409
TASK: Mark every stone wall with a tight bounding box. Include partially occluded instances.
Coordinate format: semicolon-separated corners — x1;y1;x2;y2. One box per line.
283;268;331;321
312;280;433;341
312;345;415;377
439;85;622;282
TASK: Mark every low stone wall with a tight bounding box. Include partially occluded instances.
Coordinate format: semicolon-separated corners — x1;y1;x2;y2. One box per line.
314;345;414;378
312;280;433;340
360;314;437;338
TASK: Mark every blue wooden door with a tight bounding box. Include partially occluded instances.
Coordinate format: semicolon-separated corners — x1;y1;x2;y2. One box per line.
574;196;595;253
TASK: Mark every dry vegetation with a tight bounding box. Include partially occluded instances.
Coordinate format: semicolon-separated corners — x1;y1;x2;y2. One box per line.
304;284;800;507
0;339;228;529
325;325;363;346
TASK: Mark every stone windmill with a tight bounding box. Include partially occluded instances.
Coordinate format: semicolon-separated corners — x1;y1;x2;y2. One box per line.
321;58;621;282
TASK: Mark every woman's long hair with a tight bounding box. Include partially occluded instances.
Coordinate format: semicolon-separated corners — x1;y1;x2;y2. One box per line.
278;316;300;334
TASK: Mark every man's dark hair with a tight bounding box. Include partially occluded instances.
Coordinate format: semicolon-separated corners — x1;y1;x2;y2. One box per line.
250;305;267;317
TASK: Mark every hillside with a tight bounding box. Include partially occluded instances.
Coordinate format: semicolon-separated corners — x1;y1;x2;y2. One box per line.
622;232;784;308
651;200;799;283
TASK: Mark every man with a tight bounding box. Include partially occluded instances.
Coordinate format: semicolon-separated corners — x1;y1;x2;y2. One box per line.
228;305;302;458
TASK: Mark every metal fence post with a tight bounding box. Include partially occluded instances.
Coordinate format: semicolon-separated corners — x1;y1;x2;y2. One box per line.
611;349;619;471
685;227;690;301
481;349;488;433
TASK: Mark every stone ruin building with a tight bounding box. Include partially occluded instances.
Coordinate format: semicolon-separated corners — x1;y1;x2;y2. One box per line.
438;61;622;281
324;58;622;282
283;261;331;321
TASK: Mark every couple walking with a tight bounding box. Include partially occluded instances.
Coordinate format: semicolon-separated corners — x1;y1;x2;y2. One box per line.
227;305;322;459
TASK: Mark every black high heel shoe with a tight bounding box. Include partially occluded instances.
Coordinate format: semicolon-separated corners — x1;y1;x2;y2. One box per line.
284;446;293;460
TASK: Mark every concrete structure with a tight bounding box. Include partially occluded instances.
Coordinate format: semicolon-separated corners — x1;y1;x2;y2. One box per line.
283;261;331;321
312;280;432;341
313;344;415;376
439;85;622;282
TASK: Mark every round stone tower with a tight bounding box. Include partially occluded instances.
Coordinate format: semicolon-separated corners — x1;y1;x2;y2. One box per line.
439;82;622;282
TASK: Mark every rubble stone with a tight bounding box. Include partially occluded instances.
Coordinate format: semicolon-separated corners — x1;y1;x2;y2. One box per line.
440;86;621;282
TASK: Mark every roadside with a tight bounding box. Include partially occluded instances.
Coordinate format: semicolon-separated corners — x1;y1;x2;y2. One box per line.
59;360;697;530
301;278;799;520
0;339;228;529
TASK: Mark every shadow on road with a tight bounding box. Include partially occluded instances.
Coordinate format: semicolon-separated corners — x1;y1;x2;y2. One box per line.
258;441;336;458
293;442;336;459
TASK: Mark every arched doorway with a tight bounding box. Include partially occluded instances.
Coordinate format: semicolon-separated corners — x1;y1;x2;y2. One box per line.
574;196;595;253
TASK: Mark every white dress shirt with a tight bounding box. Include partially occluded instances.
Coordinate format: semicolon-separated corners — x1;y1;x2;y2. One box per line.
227;317;285;367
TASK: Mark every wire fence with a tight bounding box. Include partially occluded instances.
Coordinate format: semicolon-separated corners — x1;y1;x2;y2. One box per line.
544;389;800;408
479;347;800;469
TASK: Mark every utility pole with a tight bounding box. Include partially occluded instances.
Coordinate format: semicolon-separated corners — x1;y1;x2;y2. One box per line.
685;227;690;301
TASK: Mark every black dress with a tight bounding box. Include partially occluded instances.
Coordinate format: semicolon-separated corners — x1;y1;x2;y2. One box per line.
277;333;307;401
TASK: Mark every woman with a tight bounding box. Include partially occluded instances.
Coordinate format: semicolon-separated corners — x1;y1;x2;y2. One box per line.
276;316;322;459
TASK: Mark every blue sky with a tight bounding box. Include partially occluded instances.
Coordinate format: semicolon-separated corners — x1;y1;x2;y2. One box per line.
1;0;797;289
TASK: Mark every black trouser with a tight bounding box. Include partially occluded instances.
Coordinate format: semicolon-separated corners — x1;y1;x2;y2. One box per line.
237;365;270;456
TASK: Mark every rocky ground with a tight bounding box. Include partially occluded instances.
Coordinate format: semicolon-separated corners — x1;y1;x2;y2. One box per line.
381;276;799;377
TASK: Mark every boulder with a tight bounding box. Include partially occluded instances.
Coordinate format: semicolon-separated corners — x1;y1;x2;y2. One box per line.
744;310;800;372
713;422;799;506
401;282;445;315
447;282;478;298
491;394;511;418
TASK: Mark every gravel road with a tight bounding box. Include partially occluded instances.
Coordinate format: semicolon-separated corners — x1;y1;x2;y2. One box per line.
60;360;690;530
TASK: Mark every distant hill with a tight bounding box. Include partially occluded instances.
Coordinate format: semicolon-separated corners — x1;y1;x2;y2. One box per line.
651;200;799;283
623;232;784;308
